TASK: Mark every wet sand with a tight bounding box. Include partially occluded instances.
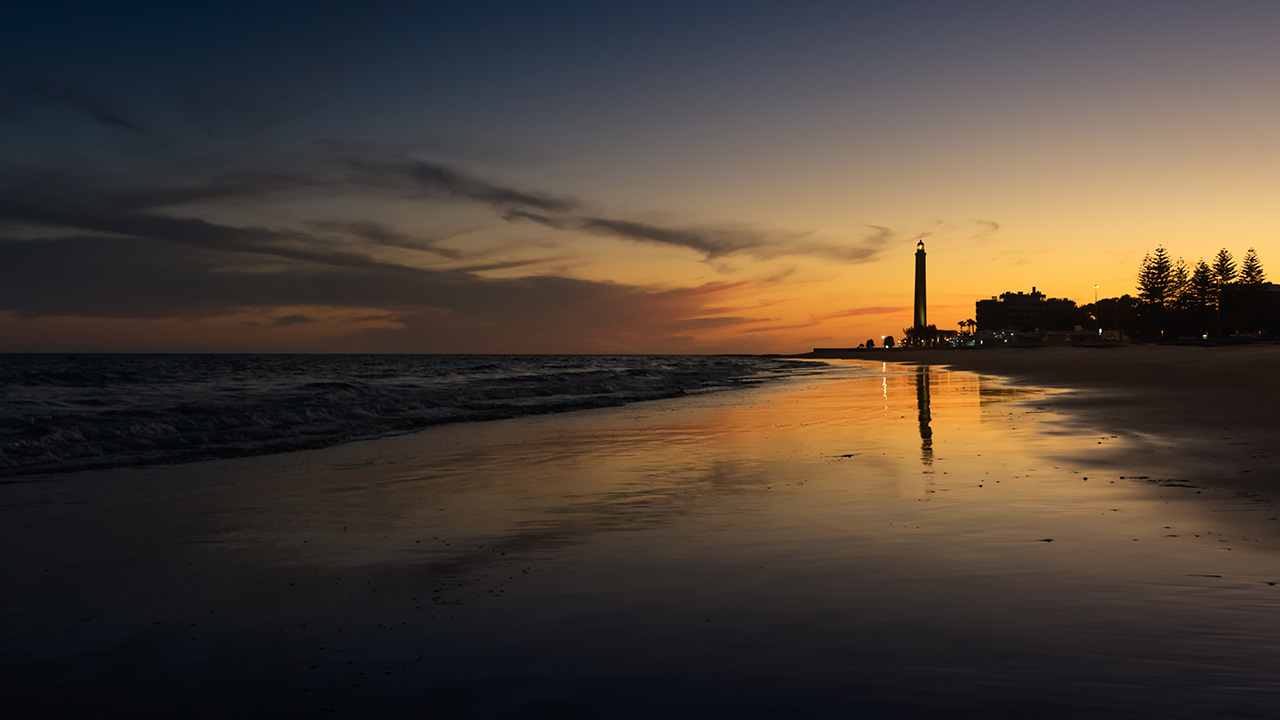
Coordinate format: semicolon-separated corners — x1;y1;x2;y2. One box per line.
855;344;1280;505
3;361;1280;717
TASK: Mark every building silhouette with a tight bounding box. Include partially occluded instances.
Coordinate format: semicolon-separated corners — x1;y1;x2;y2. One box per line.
976;287;1077;333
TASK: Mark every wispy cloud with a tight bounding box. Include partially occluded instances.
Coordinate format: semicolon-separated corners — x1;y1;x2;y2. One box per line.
815;305;909;320
577;217;760;258
2;82;148;133
0;78;917;351
517;215;898;265
306;219;469;259
273;314;317;326
971;219;1000;240
397;160;577;213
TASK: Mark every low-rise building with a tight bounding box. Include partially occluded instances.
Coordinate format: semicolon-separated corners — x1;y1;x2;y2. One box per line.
976;287;1078;333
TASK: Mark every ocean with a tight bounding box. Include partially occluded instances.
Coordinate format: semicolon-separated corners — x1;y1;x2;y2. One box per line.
0;354;827;477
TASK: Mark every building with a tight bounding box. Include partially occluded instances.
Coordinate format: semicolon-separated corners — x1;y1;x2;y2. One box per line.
976;287;1078;333
1219;282;1280;336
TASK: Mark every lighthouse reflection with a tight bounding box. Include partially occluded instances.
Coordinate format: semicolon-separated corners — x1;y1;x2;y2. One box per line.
915;365;934;467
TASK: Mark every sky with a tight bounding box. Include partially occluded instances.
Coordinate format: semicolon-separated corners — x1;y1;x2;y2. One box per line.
3;0;1279;353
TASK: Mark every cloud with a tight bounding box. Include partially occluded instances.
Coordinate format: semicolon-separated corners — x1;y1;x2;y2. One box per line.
971;219;1001;240
0;77;913;353
0;170;764;350
734;304;909;335
307;219;468;259
516;214;897;265
4;123;899;270
669;316;764;330
328;155;580;214
118;172;331;211
578;217;759;258
401;160;577;213
2;82;147;133
273;314;317;326
816;305;909;320
502;209;572;230
743;322;814;333
0;234;755;351
0;196;426;278
321;151;898;266
306;220;564;275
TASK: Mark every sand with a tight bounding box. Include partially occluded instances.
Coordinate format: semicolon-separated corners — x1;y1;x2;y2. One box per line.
837;344;1280;504
3;355;1280;717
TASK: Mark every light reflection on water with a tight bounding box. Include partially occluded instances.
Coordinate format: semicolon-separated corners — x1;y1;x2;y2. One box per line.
5;361;1280;717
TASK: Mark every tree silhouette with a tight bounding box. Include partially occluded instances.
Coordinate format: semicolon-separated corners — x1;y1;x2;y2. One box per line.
866;338;875;349
1171;258;1191;310
901;326;938;347
1128;247;1275;339
1189;260;1216;309
1241;248;1266;285
1212;248;1237;286
1137;247;1174;306
1086;295;1139;334
884;335;896;348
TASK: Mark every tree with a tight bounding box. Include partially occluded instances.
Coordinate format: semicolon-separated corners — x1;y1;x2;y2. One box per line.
901;325;938;347
919;324;939;346
1170;258;1191;309
1086;295;1139;334
1241;247;1266;285
1212;248;1237;286
883;335;896;348
866;338;875;349
1137;247;1174;306
1189;260;1216;309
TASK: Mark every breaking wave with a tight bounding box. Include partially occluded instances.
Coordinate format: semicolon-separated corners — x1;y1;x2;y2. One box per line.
0;354;829;477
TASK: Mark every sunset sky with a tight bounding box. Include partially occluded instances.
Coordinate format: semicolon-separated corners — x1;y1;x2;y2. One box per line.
3;1;1279;353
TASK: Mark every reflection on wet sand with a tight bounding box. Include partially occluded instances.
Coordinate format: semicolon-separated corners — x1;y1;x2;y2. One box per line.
916;365;934;467
5;362;1280;718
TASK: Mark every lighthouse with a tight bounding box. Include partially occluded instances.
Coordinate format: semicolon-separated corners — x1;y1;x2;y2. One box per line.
913;239;927;331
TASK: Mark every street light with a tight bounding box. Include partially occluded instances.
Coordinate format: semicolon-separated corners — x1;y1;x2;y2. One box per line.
1093;284;1099;303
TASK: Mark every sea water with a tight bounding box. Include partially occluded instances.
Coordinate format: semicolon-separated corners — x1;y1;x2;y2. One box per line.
0;354;827;476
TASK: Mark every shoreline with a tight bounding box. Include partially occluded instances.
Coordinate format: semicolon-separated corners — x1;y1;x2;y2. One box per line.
7;345;1277;515
807;344;1280;508
5;358;1280;715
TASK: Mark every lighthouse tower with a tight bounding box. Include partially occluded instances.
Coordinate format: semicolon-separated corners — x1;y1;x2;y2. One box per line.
913;239;927;331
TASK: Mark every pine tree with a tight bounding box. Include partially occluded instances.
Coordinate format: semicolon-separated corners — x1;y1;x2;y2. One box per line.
1136;252;1150;300
1190;260;1216;309
1171;258;1190;309
1212;248;1237;286
1137;247;1174;306
1241;247;1266;285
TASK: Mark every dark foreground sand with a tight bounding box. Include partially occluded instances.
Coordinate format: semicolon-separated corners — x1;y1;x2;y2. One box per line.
4;358;1280;718
815;344;1280;505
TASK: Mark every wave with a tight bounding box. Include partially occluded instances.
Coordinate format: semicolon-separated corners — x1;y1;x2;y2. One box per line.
0;355;829;478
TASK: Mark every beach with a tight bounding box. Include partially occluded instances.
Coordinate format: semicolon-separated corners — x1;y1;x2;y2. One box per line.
856;344;1280;506
3;351;1280;717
